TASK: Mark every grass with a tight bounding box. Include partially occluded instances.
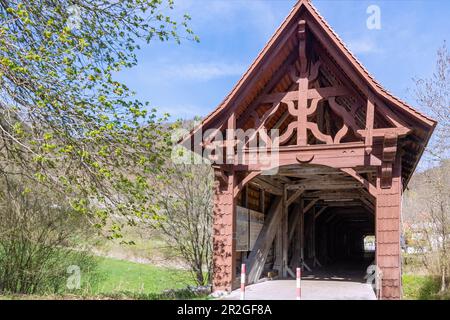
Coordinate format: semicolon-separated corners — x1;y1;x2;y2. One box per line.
89;256;195;295
92;226;180;268
0;256;205;300
403;274;450;300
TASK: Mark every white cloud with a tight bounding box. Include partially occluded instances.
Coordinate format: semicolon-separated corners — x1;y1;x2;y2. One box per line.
163;62;246;81
346;38;381;55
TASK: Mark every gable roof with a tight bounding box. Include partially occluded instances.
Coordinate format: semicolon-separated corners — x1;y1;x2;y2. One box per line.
183;0;436;186
191;0;435;134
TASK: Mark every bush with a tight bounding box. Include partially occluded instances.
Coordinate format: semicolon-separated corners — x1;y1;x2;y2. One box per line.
0;178;100;295
403;274;450;300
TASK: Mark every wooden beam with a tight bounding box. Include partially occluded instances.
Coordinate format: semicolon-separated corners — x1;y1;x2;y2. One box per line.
304;198;319;213
286;181;363;191
286;267;296;279
358;127;410;138
247;196;283;284
297;20;308;146
251;177;283;196
237;53;298;128
359;196;375;213
325;202;366;207
312;41;366;106
328;97;362;137
365;95;375;154
288;203;301;242
315;206;328;219
287;189;304;207
234;171;261;197
341;167;377;197
259;86;349;105
380;132;399;188
279;167;344;176
238;143;383;171
272;111;290;130
222;23;298;122
303;190;362;200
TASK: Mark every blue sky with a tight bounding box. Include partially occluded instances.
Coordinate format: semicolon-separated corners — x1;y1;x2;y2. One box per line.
117;0;450;120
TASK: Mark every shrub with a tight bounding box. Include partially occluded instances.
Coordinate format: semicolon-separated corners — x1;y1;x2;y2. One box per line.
0;178;100;295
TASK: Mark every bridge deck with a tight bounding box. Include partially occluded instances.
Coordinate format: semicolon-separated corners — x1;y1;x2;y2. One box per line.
222;278;376;300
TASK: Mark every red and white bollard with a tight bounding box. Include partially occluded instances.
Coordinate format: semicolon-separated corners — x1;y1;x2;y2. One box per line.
240;264;246;300
296;267;302;300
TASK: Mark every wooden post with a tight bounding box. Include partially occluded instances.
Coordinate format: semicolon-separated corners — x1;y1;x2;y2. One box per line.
282;186;289;277
376;155;402;299
247;196;283;284
212;168;236;292
300;199;305;266
259;189;265;213
274;225;283;275
299;198;311;271
311;206;322;267
290;203;302;269
312;206;316;266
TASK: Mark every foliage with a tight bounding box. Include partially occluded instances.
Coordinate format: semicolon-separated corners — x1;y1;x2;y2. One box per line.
0;178;99;295
0;0;197;236
407;42;450;292
403;274;450;300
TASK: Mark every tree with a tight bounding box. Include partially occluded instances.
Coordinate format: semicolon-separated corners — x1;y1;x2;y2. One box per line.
0;1;197;237
412;43;450;292
414;43;450;162
139;119;214;286
149;161;214;287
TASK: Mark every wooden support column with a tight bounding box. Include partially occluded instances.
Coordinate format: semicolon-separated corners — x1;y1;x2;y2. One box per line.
275;187;289;278
247;196;283;284
288;204;301;242
299;198;311;271
212;168;236;292
290;202;302;269
273;225;283;274
376;155;402;300
311;206;322;267
300;199;305;265
282;187;289;278
259;189;265;213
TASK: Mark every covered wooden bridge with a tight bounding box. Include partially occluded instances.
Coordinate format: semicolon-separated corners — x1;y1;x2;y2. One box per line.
182;0;435;300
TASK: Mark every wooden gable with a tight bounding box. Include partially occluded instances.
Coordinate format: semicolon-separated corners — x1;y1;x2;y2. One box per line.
184;0;436;187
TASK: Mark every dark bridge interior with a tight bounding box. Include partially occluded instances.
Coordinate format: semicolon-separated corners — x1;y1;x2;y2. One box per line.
236;164;376;282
